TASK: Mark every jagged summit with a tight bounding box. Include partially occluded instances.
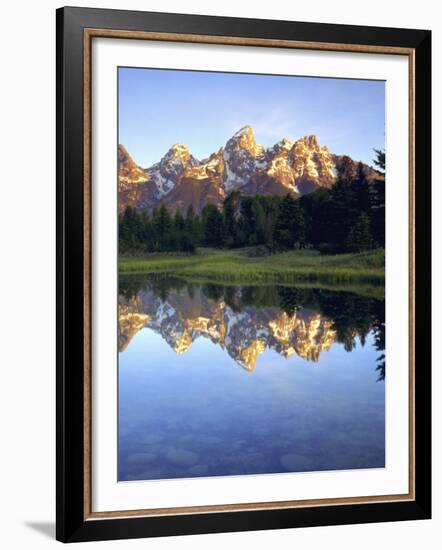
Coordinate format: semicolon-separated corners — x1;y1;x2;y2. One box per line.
233;124;254;137
169;142;189;150
118;143;129;156
118;144;148;191
297;135;319;147
164;143;191;157
226;125;264;155
267;137;295;157
118;126;382;214
222;126;266;193
275;137;295;149
160;143;194;166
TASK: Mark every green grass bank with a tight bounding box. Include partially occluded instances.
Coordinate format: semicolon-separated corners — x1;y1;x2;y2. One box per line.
119;248;384;296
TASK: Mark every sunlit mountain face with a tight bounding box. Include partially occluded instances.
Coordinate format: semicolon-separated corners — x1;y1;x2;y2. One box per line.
118;125;384;215
118;275;385;376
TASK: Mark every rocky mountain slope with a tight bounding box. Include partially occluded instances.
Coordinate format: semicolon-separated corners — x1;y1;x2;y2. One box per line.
119;125;382;214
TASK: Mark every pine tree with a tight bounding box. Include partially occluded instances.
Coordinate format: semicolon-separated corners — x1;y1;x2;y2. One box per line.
223;192;240;247
253;199;266;245
240;197;257;245
119;206;144;249
185;205;195;234
322;179;354;251
346;212;372;252
187;205;204;245
373;148;385;172
179;233;195;253
173;208;185;231
203;204;225;247
370;150;386;247
273;194;305;249
141;215;154;251
153;205;172;251
352;162;371;212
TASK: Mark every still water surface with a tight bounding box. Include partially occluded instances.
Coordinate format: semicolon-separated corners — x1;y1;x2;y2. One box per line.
118;275;385;481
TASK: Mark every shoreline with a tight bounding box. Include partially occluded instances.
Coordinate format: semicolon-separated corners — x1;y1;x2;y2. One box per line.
118;248;385;298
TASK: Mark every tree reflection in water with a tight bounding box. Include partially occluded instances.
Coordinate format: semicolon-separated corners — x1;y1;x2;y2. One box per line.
119;274;385;377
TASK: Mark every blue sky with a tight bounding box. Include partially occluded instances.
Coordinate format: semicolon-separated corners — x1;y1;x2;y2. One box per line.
118;67;385;168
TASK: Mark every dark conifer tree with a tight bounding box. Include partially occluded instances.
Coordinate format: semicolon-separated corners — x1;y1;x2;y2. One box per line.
240;197;257;245
273;194;305;249
153;205;172;251
346;212;372;252
299;187;330;247
253;199;266;245
370;150;386;247
185;205;196;234
352;162;371;213
173;208;185;231
203;204;225;247
373;148;385;172
325;178;356;250
119;206;144;249
223;192;240;247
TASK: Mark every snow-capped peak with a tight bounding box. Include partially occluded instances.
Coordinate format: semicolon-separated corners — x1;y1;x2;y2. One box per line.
232;125;253;138
222;125;266;192
267;137;295;157
144;143;199;197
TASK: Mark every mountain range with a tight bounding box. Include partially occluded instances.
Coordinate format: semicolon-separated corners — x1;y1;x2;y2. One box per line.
118;125;383;214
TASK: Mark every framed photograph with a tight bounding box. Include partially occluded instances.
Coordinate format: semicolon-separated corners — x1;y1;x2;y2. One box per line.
56;6;431;543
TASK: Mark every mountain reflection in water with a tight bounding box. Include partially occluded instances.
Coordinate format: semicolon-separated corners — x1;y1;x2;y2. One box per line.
119;275;385;376
118;275;385;481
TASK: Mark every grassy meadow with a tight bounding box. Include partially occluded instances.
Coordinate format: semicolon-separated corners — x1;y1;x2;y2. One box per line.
119;247;385;298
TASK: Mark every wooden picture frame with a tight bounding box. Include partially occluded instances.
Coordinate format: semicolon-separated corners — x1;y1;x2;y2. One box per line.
56;6;431;543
